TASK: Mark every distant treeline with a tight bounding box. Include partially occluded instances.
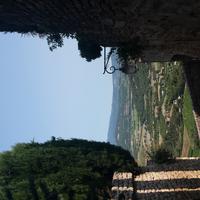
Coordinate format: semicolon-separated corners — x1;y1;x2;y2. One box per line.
107;54;121;145
0;138;136;200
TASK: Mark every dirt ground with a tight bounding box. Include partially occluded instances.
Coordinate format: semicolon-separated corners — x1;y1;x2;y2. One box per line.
181;126;190;157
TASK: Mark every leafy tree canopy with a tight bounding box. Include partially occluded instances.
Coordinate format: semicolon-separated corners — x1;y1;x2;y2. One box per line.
0;138;137;200
78;39;102;62
44;33;102;61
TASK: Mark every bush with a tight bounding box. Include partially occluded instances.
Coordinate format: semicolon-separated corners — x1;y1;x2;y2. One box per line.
116;37;143;62
150;148;173;164
78;39;102;61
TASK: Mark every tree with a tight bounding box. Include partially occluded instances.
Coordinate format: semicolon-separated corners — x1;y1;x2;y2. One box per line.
116;38;143;63
78;39;102;62
47;34;64;51
150;148;173;164
28;176;39;200
4;188;14;200
0;139;137;199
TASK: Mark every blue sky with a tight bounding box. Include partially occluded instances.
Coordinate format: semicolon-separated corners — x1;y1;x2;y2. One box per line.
0;33;112;151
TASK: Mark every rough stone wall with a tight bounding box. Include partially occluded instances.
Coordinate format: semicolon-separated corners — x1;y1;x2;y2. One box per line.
1;1;200;61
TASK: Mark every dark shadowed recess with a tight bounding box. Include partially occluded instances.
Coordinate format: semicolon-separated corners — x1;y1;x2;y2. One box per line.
136;191;200;200
183;61;200;116
143;159;200;172
136;178;200;190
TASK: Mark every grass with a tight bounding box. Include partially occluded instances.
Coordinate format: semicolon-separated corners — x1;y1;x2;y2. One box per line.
181;127;190;156
113;58;200;165
183;85;200;156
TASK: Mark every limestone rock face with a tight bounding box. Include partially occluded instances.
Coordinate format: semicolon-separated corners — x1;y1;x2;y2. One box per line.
1;0;200;61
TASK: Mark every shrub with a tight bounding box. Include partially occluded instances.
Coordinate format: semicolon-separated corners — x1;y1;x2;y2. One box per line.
116;37;143;62
150;148;173;164
78;39;102;62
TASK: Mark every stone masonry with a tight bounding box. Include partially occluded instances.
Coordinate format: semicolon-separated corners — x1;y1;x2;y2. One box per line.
111;172;133;200
111;157;200;200
1;1;200;61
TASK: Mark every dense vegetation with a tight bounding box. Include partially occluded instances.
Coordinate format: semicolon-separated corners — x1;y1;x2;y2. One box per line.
109;58;200;165
183;86;200;156
23;32;144;63
46;33;103;61
77;39;102;62
0;138;136;200
149;148;173;164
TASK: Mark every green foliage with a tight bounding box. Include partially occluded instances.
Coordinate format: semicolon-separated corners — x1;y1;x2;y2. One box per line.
46;34;103;61
163;115;183;156
114;61;193;164
116;38;143;62
149;148;173;164
77;39;102;62
20;30;142;62
164;63;185;108
0;139;136;200
46;33;75;51
20;32;73;52
47;34;64;51
183;86;200;156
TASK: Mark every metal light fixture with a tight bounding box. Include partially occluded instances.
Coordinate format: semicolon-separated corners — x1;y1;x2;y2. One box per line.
103;47;120;74
103;47;139;75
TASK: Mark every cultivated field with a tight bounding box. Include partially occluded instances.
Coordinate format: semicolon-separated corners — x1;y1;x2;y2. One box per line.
115;62;200;165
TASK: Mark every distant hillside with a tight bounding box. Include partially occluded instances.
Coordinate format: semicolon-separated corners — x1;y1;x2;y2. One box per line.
107;54;121;145
0;138;136;200
107;56;200;165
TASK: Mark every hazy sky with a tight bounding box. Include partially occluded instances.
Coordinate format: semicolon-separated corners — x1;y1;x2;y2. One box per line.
0;33;112;152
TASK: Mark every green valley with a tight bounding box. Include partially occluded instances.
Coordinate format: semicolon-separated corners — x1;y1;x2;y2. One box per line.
109;61;200;165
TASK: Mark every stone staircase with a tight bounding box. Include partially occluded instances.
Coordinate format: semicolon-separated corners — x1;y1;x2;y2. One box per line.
111;172;134;200
111;157;200;200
